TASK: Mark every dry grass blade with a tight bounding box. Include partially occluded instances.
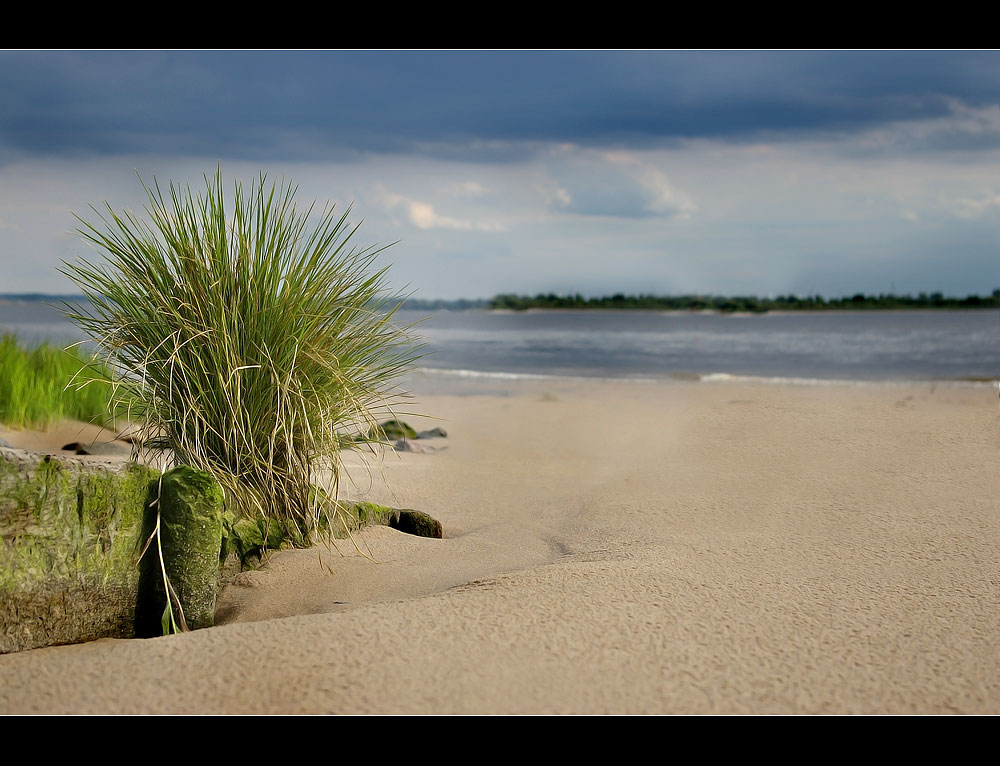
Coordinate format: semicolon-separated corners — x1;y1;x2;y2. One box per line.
61;169;423;548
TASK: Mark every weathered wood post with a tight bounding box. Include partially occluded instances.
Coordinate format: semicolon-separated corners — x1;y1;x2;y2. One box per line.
134;466;224;638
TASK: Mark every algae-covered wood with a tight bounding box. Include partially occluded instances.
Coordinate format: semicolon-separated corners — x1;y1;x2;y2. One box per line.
0;447;157;653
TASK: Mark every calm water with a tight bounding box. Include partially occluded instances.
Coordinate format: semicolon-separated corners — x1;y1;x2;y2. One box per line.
394;308;1000;386
3;300;998;387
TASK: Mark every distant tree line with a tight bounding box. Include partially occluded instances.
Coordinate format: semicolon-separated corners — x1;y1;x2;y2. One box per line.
5;291;997;314
489;290;1000;313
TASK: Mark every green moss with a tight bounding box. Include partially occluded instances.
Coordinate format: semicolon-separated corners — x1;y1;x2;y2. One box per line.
328;500;397;536
390;509;444;539
374;419;418;440
218;494;444;572
77;463;155;564
222;515;294;568
134;466;224;637
0;455;156;590
1;450;158;652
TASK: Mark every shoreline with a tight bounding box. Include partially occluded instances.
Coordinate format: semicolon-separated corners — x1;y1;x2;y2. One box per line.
2;377;998;713
409;366;999;393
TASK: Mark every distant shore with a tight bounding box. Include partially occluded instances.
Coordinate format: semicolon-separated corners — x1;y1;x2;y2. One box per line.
4;291;1000;314
487;291;1000;313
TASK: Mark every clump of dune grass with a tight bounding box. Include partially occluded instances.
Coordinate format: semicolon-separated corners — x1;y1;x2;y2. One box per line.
0;332;115;429
61;170;421;547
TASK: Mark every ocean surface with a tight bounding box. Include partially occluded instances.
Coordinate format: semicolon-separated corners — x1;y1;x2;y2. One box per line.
393;308;1000;388
2;299;998;390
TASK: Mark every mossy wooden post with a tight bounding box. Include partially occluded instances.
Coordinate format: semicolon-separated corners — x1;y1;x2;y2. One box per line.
1;448;158;653
135;466;224;638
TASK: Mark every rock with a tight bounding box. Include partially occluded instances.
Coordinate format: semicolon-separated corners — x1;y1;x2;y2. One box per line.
333;500;443;539
62;440;132;457
134;466;224;637
390;509;444;539
338;501;396;530
416;427;448;439
376;419;418;440
393;438;442;453
221;515;287;567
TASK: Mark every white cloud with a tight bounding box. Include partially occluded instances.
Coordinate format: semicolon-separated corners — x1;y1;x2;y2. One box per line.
2;137;1000;298
634;165;697;219
539;184;572;209
949;192;1000;219
374;186;503;231
454;181;489;197
853;100;1000;155
545;147;696;220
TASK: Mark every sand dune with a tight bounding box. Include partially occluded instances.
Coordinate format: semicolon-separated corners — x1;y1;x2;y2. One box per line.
1;379;997;714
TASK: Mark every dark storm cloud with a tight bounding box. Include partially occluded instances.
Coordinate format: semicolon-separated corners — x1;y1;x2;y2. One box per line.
2;51;1000;161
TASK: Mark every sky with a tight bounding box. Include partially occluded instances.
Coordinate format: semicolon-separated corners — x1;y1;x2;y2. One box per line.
1;50;999;299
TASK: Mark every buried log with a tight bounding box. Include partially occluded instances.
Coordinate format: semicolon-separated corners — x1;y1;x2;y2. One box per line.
0;447;158;653
2;445;442;651
332;501;443;540
390;508;444;538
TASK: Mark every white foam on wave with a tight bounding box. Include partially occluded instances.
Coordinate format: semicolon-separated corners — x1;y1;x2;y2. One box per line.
698;372;995;388
412;367;663;385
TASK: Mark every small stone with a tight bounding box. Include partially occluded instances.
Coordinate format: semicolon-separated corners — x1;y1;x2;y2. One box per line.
416;427;448;439
393;438;443;453
389;509;444;539
62;441;132;457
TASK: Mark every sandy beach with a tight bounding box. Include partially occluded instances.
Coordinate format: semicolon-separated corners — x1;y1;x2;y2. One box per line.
1;377;997;714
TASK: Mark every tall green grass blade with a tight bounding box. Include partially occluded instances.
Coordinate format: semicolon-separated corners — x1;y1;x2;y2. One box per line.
0;332;117;429
61;169;423;547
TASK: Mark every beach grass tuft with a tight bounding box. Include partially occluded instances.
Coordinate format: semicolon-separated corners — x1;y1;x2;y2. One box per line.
61;170;421;547
0;333;116;429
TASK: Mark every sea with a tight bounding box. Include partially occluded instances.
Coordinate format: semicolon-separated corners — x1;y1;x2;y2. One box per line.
2;299;998;393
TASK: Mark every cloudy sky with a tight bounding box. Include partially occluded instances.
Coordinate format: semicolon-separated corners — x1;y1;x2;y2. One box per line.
2;50;999;299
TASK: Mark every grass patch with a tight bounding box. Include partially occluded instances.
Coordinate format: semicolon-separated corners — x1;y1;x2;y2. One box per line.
0;332;116;429
62;170;421;548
